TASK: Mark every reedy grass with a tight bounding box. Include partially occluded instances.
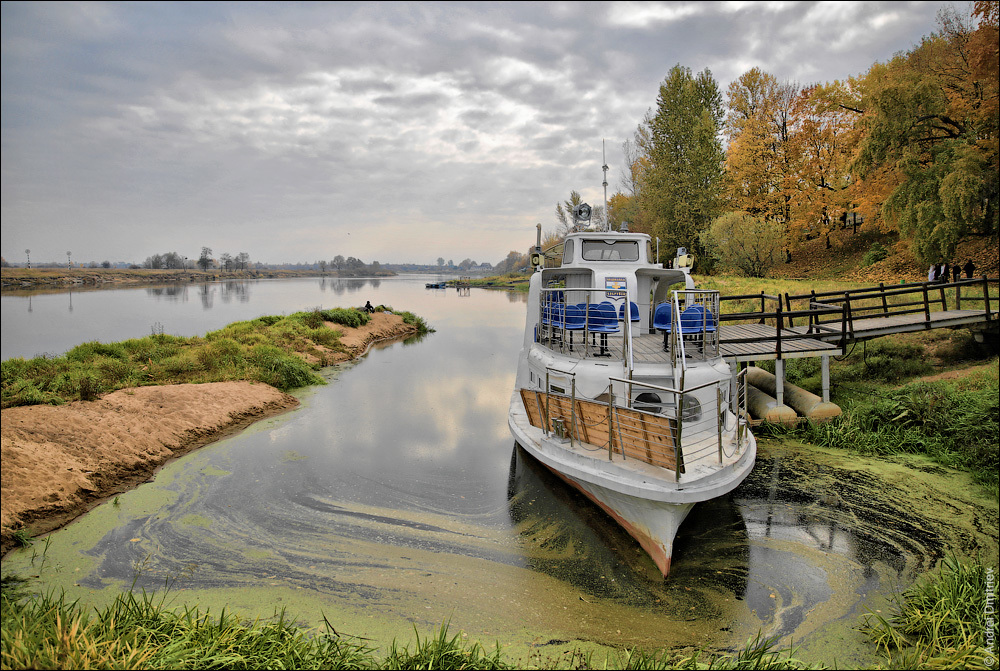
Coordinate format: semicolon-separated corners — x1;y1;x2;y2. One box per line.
760;358;999;494
0;306;428;408
860;556;997;670
1;580;829;671
4;559;993;669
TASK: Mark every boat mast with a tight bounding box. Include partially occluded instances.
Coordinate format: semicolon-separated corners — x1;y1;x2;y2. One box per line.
602;139;609;232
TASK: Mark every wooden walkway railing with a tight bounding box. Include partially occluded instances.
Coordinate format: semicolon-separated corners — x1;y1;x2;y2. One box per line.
718;276;998;354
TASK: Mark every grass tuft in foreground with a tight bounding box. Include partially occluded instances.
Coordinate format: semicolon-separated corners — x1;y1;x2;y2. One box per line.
861;556;998;670
0;577;831;670
0;583;373;670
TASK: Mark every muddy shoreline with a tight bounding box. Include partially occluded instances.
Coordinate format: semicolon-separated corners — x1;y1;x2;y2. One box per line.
0;313;420;557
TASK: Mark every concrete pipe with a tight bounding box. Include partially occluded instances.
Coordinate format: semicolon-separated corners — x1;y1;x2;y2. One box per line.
746;366;841;421
745;384;798;424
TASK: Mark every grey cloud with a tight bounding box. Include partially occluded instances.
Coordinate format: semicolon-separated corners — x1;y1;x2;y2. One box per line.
2;1;951;265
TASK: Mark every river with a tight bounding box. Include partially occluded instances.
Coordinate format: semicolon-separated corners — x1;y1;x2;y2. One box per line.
2;277;996;666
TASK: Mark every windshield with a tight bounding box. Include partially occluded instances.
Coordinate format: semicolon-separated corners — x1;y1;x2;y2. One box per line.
581;240;639;261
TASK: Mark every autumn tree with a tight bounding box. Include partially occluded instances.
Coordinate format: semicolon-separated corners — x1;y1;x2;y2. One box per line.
641;65;725;262
700;212;785;277
611;114;655;233
724;68;799;226
852;4;999;263
784;84;858;243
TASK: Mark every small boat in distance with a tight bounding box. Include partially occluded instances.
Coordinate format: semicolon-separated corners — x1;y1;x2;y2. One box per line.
507;211;756;577
425;281;447;289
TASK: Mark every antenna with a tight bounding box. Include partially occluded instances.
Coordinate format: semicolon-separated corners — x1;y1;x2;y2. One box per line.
602;140;609;232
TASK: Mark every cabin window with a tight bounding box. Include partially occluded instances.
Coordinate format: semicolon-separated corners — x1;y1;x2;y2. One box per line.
582;240;639;261
563;239;574;263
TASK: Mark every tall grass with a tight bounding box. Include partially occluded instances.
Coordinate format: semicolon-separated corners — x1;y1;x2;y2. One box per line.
0;578;827;670
861;556;998;669
0;307;426;409
0;584;372;670
761;360;999;493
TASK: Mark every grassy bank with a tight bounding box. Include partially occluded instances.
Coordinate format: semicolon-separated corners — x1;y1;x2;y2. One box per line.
1;307;430;409
3;556;994;669
754;327;999;494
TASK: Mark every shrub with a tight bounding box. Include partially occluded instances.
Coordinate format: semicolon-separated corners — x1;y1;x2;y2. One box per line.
66;341;128;362
318;308;369;328
862;242;889;266
249;345;323;390
78;373;100;401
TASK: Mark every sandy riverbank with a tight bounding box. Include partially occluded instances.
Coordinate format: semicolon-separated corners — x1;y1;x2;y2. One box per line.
1;312;420;556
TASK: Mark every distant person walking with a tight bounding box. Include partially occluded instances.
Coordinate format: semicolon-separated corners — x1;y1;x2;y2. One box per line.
940;262;950;283
963;259;976;279
928;264;937;282
952;263;961;282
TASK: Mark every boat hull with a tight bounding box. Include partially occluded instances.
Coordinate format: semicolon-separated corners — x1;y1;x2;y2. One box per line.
508;391;755;577
537;461;694;575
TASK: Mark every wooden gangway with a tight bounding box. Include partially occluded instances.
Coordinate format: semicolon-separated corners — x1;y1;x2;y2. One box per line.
715;276;997;406
718;276;998;361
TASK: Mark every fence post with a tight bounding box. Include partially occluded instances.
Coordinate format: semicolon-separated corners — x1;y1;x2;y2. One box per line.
923;282;931;324
984;277;993;321
879;282;889;316
607;389;614;461
775;302;783;360
808;290;818;334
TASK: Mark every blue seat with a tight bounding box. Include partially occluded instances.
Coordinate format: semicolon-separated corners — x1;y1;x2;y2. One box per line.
679;304;717;334
541;303;564;326
653;302;673;349
653;302;673;331
586;302;620;333
586;302;619;356
563;304;586;330
618;301;640;323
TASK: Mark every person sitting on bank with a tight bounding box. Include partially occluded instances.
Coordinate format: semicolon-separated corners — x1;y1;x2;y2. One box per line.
363;300;375;314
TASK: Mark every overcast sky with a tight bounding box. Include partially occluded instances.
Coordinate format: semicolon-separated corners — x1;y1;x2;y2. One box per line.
2;1;954;267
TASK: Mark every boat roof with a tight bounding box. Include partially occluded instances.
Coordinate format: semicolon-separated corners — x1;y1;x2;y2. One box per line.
541;230;687;284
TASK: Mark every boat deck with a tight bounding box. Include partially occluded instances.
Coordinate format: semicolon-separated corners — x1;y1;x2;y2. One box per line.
540;325;840;364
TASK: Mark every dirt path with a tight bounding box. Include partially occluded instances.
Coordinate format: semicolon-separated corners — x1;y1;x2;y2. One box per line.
1;312;420;556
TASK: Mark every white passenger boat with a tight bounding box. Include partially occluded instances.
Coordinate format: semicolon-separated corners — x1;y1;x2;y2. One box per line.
508;216;756;577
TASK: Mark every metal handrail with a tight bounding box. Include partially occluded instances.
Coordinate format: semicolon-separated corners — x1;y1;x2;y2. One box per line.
538;286;633;362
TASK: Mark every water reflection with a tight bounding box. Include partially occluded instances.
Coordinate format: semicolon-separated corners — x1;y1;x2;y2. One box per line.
146;285;190;300
2;276;420;360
